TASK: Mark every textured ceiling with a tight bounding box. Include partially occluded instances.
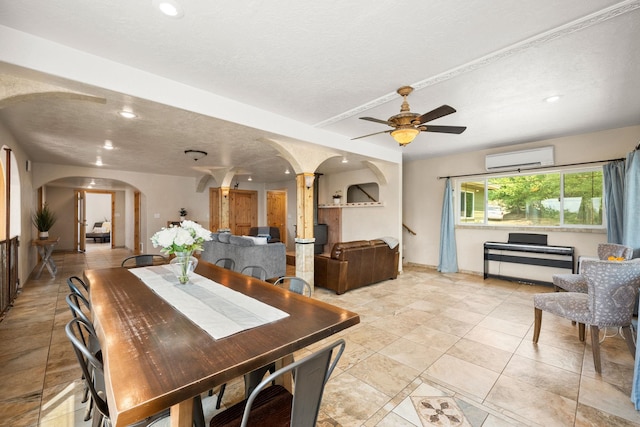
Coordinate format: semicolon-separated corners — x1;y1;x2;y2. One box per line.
0;0;639;189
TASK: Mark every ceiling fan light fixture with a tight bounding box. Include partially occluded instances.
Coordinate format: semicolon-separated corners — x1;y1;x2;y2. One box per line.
184;149;207;161
391;128;420;146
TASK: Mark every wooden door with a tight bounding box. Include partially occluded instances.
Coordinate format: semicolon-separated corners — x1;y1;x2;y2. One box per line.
267;190;287;245
230;189;257;235
75;190;87;252
209;187;221;232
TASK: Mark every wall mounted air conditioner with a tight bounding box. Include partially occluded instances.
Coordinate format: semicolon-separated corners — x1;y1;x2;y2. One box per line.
485;146;554;171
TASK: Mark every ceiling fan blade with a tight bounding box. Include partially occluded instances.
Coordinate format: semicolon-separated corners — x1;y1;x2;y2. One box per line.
351;129;393;140
422;125;467;134
415;105;457;124
359;117;391;126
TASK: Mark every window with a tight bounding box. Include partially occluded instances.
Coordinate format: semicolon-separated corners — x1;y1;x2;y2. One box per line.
460;190;474;219
458;168;603;227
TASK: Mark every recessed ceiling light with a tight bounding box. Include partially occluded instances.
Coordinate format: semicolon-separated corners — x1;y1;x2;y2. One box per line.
284;168;290;174
341;157;348;163
95;157;103;166
118;110;137;119
153;0;184;18
103;140;114;150
247;176;253;182
544;95;561;103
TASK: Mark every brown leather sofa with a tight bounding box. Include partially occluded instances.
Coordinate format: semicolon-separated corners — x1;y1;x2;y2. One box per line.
314;239;399;294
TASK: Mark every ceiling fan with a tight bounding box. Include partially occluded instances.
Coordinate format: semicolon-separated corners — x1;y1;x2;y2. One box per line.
352;86;467;146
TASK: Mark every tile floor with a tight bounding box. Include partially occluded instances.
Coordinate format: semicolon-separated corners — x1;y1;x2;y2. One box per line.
1;244;640;426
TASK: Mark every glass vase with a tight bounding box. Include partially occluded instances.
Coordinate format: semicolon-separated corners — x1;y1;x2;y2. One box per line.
169;251;198;284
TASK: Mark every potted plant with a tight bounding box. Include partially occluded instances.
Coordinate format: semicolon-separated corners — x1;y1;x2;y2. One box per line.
32;203;57;240
179;208;188;221
332;191;342;205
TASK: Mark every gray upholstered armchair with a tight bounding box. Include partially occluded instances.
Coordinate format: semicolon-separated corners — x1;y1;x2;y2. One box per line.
533;259;640;373
553;243;634;293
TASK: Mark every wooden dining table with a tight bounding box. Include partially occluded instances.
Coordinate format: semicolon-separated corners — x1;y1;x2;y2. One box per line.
85;260;360;427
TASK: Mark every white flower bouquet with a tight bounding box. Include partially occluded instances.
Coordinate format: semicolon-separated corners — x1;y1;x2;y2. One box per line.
151;220;212;255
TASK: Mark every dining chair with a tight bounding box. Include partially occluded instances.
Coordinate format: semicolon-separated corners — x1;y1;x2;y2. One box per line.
240;265;267;281
273;276;312;297
533;259;640;373
66;292;98;421
66;317;205;427
214;258;235;270
121;254;168;268
67;276;90;299
239;276;313;403
553;243;634;293
213;275;311;409
209;339;346;427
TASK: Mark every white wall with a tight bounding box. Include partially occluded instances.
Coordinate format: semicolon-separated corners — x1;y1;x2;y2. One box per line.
86;192;111;230
0;122;35;283
33;164;212;253
403;125;640;275
318;162;403;267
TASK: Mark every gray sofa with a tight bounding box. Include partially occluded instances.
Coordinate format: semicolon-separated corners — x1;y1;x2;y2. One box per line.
199;233;286;279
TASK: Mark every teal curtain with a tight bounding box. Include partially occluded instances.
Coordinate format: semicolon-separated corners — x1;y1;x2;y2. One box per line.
603;160;625;244
622;149;640;257
627;148;640;410
437;178;458;272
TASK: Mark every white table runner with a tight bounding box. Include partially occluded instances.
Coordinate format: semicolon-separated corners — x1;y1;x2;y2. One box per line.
129;265;289;339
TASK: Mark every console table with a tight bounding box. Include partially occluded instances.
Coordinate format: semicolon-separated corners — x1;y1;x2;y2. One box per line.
32;237;60;279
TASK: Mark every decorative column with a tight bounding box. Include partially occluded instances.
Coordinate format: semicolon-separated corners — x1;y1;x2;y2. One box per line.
295;173;315;290
219;187;231;232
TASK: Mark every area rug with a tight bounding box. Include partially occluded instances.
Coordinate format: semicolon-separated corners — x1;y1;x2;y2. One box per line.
411;396;471;427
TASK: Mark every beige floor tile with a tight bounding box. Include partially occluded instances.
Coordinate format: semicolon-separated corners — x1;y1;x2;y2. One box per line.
481;413;529;427
376;410;417;426
477;315;530;338
502;354;581;400
578;375;640;424
0;397;41;427
344;323;400;352
487;301;535;326
424;354;499;400
515;339;584;374
463;325;523;353
440;306;487;325
346;353;420;398
337;339;376;371
575;402;640;427
378;337;443;372
423;315;475;338
446;338;512;373
321;372;390;427
403;325;461;353
485;375;577;427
